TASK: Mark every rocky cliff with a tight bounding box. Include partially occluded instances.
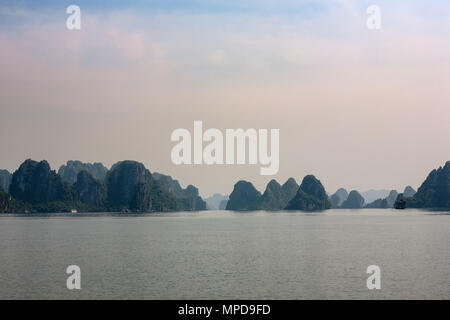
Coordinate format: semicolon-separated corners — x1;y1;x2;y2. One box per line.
226;180;261;211
58;160;108;184
285;175;330;211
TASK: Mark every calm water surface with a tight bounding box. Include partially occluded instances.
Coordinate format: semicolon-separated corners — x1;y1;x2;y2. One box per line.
1;209;450;299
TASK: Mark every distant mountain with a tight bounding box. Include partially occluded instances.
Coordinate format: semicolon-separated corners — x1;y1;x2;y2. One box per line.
205;193;228;210
385;190;398;208
341;190;365;209
219;199;228;210
360;189;390;204
330;188;348;208
396;161;450;209
58;160;108;184
285;175;330;211
403;186;416;198
365;198;389;209
0;169;12;192
362;189;398;209
226;180;261;211
152;172;206;211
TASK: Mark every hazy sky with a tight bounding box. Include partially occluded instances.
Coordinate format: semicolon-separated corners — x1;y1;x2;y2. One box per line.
1;0;449;197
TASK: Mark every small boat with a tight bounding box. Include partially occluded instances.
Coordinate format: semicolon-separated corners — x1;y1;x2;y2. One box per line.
71;209;78;214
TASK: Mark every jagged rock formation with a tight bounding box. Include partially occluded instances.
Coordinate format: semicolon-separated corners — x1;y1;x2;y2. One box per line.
226;180;262;210
10;159;74;205
385;190;398;208
58;160;108;184
403;186;416;198
285;175;330;211
330;188;348;208
0;191;11;213
360;189;390;204
74;171;106;207
106;161;177;212
340;190;365;209
281;178;300;205
397;161;450;209
394;194;407;209
152;172;206;211
2;159;209;213
177;185;206;211
0;169;12;192
106;161;152;207
257;178;299;210
205;193;229;210
330;194;341;208
258;179;284;210
365;198;389;208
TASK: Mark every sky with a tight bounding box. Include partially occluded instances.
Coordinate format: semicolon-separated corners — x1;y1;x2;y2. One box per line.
1;0;449;197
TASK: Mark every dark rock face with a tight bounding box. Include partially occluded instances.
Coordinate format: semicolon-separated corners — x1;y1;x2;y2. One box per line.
75;171;106;206
281;178;299;204
9;159;74;204
152;172;185;198
106;161;152;207
402;161;450;209
58;160;108;184
106;161;177;212
285;175;331;211
394;194;407;209
365;198;389;208
0;169;12;192
403;186;416;198
177;185;207;211
258;179;284;210
226;180;262;210
152;173;206;211
330;188;349;208
340;190;365;209
258;178;299;210
386;190;398;208
0;191;12;213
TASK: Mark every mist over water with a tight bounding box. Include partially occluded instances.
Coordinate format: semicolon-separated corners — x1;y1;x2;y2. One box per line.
1;209;450;299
